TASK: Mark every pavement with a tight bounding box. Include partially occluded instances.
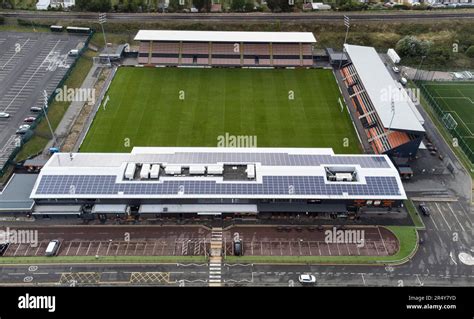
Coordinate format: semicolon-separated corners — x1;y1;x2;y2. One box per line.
43;63;102;153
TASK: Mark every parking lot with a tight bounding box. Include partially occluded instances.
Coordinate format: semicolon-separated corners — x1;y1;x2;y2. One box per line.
0;32;87;168
3;239;207;257
223;226;398;257
0;226;210;257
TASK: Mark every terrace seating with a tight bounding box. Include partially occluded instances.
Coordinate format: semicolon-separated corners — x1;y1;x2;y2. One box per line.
138;42;151;64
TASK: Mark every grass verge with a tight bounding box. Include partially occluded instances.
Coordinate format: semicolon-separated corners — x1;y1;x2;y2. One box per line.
225;226;418;265
404;199;426;230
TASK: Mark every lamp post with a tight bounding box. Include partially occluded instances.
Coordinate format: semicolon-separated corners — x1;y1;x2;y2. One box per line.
415;55;426;81
99;13;111;67
42;90;56;147
338;15;350;70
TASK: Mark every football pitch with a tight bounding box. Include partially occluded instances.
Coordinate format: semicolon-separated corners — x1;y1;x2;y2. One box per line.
80;67;361;153
421;81;474;155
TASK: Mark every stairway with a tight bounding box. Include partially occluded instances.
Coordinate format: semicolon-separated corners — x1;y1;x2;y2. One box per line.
209;228;223;287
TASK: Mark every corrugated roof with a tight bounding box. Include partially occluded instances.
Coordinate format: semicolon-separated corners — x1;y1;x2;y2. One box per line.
0;174;37;211
344;44;425;133
134;30;317;43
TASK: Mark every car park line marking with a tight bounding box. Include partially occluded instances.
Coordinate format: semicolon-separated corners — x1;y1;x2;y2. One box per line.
1;40;62;113
8;273;26;276
1;38;30;69
447;203;465;232
435;203;451;231
377;227;389;255
336;242;341;256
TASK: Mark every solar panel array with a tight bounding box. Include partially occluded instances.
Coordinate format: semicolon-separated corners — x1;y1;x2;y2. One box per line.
35;175;401;197
135;152;390;168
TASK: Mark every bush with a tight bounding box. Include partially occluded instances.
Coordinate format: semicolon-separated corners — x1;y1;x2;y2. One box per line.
396;35;431;57
466;46;474;58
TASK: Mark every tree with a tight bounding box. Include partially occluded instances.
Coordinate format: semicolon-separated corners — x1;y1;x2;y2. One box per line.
466;46;474;58
231;0;245;11
244;0;255;11
266;0;292;12
193;0;211;11
395;35;431;57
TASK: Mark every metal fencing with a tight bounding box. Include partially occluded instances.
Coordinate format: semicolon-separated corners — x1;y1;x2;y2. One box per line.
416;81;474;164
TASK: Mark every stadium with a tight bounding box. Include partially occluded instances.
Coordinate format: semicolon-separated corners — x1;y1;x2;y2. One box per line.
1;30;426;220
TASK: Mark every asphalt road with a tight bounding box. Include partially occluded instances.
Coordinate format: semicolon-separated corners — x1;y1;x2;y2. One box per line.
1;10;474;22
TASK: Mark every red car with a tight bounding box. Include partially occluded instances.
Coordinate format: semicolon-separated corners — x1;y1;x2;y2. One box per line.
23;117;36;123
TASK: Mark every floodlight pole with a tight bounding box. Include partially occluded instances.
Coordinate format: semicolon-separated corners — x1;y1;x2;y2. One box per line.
415;55;426;81
339;15;350;70
43;90;57;146
99;13;111;67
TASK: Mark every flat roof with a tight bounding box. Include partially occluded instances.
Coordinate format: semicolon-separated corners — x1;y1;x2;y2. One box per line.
344;44;425;133
31;148;406;201
0;174;37;212
135;30;317;44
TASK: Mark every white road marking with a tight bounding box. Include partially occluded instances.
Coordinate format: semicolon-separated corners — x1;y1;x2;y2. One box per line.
361;273;366;286
435;203;451;231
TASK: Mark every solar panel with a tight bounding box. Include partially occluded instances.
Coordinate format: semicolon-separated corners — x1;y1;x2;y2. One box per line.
35;175;401;197
131;152;390;168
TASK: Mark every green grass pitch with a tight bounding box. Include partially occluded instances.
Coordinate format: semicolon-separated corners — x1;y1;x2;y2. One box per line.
421;81;474;149
80;67;361;153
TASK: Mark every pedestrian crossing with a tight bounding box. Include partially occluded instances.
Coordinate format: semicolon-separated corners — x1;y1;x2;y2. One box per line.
209;228;223;287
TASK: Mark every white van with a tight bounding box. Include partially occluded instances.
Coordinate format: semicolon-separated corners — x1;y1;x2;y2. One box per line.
45;240;60;256
68;49;79;56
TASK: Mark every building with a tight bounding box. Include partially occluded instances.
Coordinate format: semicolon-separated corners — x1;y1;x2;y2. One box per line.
26;147;406;219
36;0;75;10
135;30;316;67
340;44;426;159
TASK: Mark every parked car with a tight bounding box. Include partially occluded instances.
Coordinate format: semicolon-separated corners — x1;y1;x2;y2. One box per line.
30;106;42;112
0;112;10;118
234;240;242;256
419;203;431;217
392;66;400;73
399;77;408;86
16;125;30;135
298;274;316;284
45;240;60;257
23;117;36;123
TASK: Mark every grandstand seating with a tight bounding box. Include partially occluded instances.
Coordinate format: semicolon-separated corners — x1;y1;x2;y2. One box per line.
340;64;415;154
137;41;314;67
